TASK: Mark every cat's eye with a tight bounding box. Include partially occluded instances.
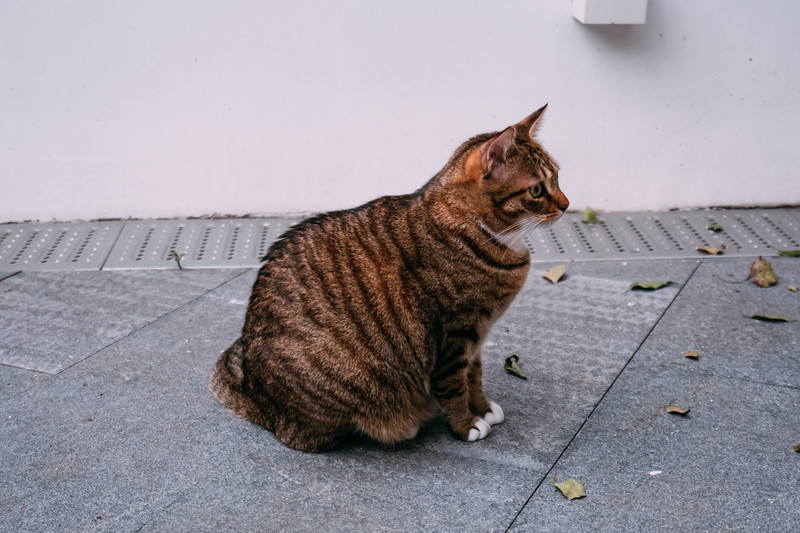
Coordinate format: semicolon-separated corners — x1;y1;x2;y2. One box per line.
529;183;544;198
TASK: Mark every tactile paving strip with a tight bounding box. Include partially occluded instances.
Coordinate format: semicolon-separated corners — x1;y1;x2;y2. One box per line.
102;218;297;270
0;221;124;271
1;209;799;272
524;209;800;261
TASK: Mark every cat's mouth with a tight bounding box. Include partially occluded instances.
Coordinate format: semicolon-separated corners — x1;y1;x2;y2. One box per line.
536;211;565;226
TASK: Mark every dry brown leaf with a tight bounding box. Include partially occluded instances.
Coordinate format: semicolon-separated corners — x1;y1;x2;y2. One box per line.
685;350;700;360
746;314;797;323
542;264;566;284
552;474;586;500
697;244;726;255
504;355;527;380
667;404;691;415
630;281;674;291
789;286;799;292
749;257;778;288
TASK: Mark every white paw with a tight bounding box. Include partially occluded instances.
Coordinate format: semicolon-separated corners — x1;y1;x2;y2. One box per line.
484;401;505;426
467;418;491;441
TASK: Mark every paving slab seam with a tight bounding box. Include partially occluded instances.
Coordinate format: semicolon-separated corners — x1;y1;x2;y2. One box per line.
0;271;21;282
98;220;128;271
53;269;255;377
503;259;705;533
0;362;50;374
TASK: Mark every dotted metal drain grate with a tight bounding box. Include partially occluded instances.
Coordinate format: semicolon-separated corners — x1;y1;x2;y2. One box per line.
525;209;800;261
0;222;124;271
102;218;297;270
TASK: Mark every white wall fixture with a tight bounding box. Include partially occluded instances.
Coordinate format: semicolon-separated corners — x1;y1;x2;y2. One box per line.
572;0;648;24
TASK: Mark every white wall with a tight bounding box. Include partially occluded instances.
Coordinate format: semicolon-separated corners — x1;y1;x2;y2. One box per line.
2;0;799;222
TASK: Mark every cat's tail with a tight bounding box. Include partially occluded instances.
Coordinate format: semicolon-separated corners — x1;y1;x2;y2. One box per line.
209;338;271;430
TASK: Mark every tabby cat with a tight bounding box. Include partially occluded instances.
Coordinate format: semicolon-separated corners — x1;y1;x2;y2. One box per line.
210;105;569;452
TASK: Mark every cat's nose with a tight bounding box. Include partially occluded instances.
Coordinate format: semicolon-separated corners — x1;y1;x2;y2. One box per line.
556;193;569;213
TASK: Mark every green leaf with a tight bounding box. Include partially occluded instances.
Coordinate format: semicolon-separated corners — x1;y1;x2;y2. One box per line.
630;281;674;291
697;244;726;255
685;350;700;360
746;314;797;323
794;443;800;453
552;474;586;500
667;404;691;415
708;222;723;232
582;206;597;224
168;250;185;270
504;355;527;380
749;256;778;287
777;249;800;257
542;264;566;284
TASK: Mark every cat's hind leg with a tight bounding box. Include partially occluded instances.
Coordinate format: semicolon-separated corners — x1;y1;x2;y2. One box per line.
273;417;354;453
354;398;434;446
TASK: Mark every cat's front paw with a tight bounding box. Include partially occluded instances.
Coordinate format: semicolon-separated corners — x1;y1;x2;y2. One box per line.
467;418;491;441
483;401;504;426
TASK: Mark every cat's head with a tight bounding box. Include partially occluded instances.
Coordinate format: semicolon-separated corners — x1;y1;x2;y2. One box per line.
458;105;569;245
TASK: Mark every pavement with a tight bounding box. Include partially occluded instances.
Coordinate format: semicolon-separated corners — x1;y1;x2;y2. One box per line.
1;246;799;531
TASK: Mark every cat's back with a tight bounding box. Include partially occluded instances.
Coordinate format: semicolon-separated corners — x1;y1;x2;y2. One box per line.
244;191;428;333
240;190;440;390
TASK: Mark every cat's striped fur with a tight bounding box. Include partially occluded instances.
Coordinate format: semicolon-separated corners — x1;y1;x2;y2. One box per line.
209;105;569;452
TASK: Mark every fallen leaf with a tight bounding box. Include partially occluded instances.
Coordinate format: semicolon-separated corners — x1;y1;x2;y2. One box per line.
685;350;700;360
552;474;586;500
697;244;726;255
630;281;674;291
708;222;723;232
789;286;799;292
777;249;800;257
667;404;691;415
794;443;800;453
746;314;797;323
504;355;527;380
582;206;597;224
542;264;566;284
749;256;778;287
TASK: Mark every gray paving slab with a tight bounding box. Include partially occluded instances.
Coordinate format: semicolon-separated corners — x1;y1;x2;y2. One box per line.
0;269;246;374
138;439;535;533
0;259;700;533
0;268;533;532
509;364;800;532
0;364;50;404
509;256;800;532
6;257;796;532
627;256;800;389
0;270;256;533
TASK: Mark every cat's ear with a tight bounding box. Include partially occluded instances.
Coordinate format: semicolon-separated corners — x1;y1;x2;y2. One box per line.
516;104;548;139
481;126;516;173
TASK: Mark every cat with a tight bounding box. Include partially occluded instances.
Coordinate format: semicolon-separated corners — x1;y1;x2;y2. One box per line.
209;105;569;452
